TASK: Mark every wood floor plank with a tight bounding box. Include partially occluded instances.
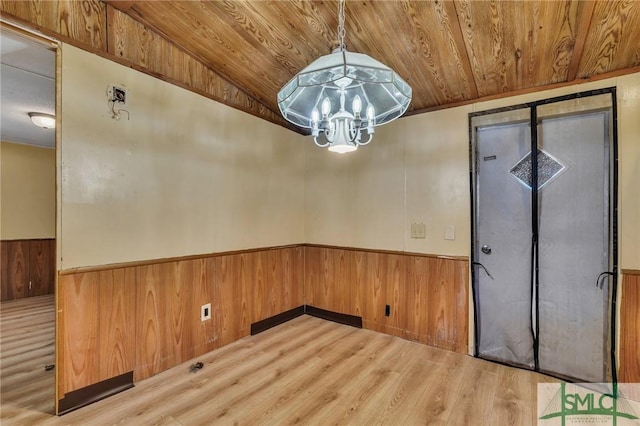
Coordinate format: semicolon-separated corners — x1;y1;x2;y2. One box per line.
0;295;56;425
2;299;560;425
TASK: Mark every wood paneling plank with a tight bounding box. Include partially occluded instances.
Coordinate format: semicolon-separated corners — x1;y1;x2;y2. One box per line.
620;273;640;383
59;272;100;394
1;240;29;301
98;268;136;383
28;239;54;297
135;264;169;381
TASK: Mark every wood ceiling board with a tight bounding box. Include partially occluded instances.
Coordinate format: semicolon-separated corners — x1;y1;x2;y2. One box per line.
117;1;293;113
395;0;477;108
565;0;597;81
455;0;581;97
199;0;332;106
577;0;640;78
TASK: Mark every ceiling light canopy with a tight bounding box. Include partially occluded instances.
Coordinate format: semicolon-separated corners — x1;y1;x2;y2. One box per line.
277;0;411;154
28;112;55;129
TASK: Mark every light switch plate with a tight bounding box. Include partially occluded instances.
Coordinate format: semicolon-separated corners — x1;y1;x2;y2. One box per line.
411;222;426;239
445;225;456;240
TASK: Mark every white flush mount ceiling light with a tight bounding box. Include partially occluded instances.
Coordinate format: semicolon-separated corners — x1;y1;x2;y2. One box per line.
277;0;412;154
28;112;55;129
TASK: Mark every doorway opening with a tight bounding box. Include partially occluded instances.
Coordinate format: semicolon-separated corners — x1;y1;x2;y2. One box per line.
469;89;618;383
1;23;58;420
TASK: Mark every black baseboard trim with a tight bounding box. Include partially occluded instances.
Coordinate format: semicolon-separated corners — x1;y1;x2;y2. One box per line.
250;306;305;335
250;305;363;335
58;371;134;415
304;305;363;328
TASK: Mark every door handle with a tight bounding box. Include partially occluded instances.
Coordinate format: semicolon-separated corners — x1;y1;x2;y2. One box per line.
481;245;492;255
596;271;614;289
473;262;494;280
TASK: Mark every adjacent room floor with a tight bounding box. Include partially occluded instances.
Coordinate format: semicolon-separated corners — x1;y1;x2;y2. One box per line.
1;296;558;425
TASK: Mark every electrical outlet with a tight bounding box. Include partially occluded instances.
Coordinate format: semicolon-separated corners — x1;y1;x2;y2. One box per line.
107;85;127;105
201;303;211;321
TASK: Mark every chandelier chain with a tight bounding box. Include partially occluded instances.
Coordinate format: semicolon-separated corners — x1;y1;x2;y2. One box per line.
338;0;346;51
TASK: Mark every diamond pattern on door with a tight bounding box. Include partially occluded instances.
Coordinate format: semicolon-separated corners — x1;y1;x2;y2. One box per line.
509;149;565;190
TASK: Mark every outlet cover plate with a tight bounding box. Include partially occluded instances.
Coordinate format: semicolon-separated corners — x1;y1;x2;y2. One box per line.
445;225;456;240
201;303;211;321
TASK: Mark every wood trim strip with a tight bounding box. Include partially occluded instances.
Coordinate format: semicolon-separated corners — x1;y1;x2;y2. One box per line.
0;238;55;243
0;21;58;49
59;245;301;275
250;306;305;335
305;305;363;329
303;244;469;261
60;244;469;276
58;371;134;415
622;269;640;276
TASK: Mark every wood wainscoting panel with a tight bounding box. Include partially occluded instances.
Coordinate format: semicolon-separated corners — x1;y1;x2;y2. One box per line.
212;254;252;349
98;268;136;384
406;256;469;353
1;239;55;301
190;258;216;360
304;246;355;315
1;240;29;301
59;246;304;401
135;262;180;381
58;244;466;410
59;272;101;396
354;251;408;338
304;245;469;354
29;239;55;297
620;271;640;383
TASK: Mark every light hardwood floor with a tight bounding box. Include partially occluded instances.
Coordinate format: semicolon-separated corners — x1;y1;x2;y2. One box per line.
2;296;559;425
1;295;56;424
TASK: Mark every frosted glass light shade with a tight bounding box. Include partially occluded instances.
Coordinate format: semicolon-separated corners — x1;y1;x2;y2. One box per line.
28;112;55;129
277;49;411;129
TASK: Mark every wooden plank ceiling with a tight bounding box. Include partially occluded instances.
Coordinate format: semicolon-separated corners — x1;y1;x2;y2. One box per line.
106;0;640;130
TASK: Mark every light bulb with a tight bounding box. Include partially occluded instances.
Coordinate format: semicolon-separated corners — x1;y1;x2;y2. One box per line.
311;108;319;124
366;104;375;120
321;98;331;116
352;95;362;115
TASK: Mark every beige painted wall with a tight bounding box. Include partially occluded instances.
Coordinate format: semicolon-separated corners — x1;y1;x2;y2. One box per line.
304;72;640;269
60;45;304;269
1;141;55;240
58;41;638;271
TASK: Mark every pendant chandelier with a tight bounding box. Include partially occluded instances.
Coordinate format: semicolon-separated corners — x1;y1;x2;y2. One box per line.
277;0;412;153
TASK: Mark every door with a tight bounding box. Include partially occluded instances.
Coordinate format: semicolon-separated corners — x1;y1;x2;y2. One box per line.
537;111;611;382
474;121;534;368
471;92;614;382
